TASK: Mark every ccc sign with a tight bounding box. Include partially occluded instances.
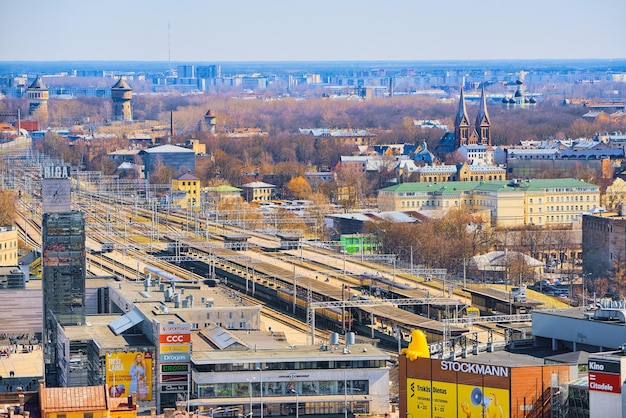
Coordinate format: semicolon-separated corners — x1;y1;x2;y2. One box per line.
160;333;191;344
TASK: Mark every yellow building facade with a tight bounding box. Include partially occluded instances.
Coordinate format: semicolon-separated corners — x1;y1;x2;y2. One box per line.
171;173;201;208
0;225;18;266
378;178;600;227
186;139;207;155
411;163;506;183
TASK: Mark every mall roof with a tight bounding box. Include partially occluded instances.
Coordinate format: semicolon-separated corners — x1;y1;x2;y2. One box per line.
192;343;389;365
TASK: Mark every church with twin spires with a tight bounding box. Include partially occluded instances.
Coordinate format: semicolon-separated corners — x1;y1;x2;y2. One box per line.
434;85;491;158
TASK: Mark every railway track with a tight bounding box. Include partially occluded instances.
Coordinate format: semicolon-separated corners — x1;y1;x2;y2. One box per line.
261;306;331;343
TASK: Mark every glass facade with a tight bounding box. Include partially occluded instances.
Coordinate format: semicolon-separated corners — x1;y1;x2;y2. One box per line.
42;211;86;327
42;211;86;384
192;357;385;416
197;379;369;399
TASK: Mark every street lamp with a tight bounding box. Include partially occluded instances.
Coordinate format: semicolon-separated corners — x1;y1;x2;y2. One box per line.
256;367;264;418
291;389;299;418
246;377;256;417
344;369;348;418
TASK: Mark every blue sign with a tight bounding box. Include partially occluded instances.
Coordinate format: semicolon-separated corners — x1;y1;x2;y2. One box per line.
160;353;190;363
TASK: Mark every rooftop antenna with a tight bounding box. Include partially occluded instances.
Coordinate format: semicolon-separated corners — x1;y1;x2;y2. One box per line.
168;21;172;73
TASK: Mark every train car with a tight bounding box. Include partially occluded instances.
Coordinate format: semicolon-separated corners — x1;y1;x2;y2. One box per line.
276;287;353;327
464;306;480;318
359;273;412;297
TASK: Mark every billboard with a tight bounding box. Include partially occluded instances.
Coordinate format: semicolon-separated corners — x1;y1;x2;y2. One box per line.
589;358;622;394
405;358;510;418
106;352;153;401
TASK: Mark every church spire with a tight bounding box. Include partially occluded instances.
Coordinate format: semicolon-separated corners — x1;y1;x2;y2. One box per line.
455;86;469;126
454;86;470;147
475;85;491;145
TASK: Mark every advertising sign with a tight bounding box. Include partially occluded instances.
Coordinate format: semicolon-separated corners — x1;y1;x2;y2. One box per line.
160;344;191;353
407;379;432;416
431;381;456;418
160;352;190;363
162;363;189;373
106;352;153;401
159;333;191;344
588;372;622;393
589;359;621;375
407;379;510;418
161;374;189;383
160;323;191;334
457;385;509;418
161;384;188;393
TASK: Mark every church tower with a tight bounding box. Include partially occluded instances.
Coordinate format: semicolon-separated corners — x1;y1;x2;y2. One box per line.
475;85;491;145
111;77;132;121
28;76;49;120
454;86;470;149
204;109;217;134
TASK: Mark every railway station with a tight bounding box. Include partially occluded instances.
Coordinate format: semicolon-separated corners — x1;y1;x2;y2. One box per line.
2;152;598;418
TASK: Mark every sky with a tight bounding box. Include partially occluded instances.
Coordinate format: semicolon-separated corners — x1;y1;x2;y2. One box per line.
1;0;625;62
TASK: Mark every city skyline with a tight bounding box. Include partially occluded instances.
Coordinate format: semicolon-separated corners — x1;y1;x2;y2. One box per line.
2;0;625;63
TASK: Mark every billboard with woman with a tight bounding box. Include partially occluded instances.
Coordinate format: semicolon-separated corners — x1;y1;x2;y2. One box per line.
106;351;153;401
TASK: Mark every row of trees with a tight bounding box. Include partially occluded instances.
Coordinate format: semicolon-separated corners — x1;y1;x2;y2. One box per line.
368;208;494;277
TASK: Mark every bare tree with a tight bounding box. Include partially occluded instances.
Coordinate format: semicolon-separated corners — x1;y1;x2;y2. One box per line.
0;191;16;226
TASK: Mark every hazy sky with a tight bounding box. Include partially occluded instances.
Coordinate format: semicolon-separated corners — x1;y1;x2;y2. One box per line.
2;0;625;62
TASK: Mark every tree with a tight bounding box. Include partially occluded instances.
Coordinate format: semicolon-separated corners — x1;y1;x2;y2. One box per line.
285;176;312;200
149;156;176;185
512;226;543;260
0;191;16;226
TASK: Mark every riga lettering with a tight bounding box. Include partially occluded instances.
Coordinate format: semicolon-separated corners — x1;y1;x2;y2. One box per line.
440;360;509;377
42;165;71;179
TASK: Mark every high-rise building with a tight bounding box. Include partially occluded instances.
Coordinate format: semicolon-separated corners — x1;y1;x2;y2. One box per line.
111;78;132;121
195;65;220;79
40;165;86;385
177;64;195;78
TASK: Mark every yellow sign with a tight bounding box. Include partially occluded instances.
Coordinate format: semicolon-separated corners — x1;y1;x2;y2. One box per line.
407;378;509;418
432;381;456;418
458;385;509;418
407;379;431;416
106;352;153;401
160;344;190;353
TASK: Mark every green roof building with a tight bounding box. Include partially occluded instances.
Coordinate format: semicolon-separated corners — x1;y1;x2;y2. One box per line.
378;178;600;227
